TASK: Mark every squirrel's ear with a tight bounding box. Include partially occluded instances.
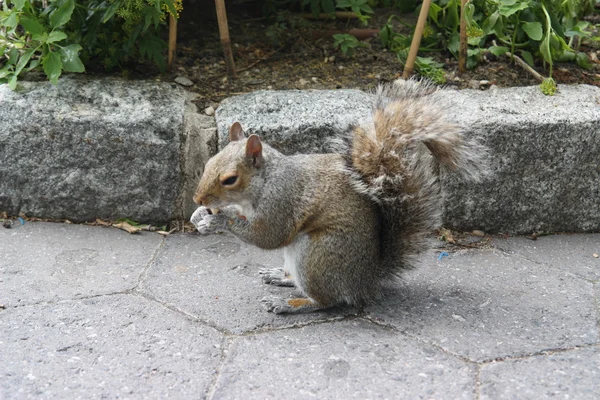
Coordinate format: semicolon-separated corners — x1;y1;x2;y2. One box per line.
246;134;263;167
229;122;245;142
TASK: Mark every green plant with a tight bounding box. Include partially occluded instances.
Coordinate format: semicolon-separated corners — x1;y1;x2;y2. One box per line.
427;0;599;93
0;0;181;89
298;0;374;23
380;15;447;83
1;0;84;89
333;33;367;55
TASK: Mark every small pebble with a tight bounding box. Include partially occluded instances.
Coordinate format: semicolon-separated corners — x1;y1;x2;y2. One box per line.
267;85;273;90
298;78;309;86
593;253;599;258
311;77;318;83
174;76;194;87
205;106;215;116
328;56;335;62
338;66;345;70
472;230;485;237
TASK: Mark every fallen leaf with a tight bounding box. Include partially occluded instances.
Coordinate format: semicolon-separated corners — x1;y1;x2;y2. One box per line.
113;222;141;234
95;218;111;226
439;228;455;244
157;230;170;237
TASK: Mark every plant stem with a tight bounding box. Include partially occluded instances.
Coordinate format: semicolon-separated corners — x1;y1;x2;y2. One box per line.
510;11;521;60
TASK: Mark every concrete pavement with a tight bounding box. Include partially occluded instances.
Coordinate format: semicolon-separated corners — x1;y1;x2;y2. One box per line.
1;222;599;399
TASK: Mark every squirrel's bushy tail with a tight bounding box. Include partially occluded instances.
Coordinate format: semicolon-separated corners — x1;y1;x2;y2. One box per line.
342;79;486;277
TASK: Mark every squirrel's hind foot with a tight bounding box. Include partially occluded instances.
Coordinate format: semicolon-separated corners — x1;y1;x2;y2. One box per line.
259;268;295;287
261;296;323;314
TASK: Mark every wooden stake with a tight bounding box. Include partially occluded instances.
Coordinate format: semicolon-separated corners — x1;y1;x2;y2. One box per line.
402;0;431;79
458;0;468;73
215;0;237;78
168;14;178;70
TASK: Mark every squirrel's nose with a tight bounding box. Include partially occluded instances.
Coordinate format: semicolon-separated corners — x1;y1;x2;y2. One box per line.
193;193;204;205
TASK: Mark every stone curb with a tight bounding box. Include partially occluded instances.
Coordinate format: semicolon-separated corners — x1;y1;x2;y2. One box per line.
216;85;600;234
1;78;598;233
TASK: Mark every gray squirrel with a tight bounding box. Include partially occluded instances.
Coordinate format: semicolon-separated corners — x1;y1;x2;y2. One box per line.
191;80;485;314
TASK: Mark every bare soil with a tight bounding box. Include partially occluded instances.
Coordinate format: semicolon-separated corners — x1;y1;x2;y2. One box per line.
168;1;600;111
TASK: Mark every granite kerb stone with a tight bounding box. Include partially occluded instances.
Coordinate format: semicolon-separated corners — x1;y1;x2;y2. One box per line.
215;84;600;234
0;77;217;224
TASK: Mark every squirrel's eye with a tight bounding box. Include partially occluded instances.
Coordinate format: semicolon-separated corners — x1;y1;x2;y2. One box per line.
221;176;238;186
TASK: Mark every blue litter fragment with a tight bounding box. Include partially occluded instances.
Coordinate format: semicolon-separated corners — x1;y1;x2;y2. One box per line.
438;252;449;261
18;217;25;225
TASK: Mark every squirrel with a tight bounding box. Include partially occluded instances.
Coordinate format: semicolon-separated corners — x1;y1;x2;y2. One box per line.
191;79;486;314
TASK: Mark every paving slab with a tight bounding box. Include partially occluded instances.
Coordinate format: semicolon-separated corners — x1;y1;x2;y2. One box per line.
493;234;600;281
212;319;475;400
2;222;599;398
366;249;598;362
0;222;163;307
480;346;600;400
0;294;223;399
139;233;357;334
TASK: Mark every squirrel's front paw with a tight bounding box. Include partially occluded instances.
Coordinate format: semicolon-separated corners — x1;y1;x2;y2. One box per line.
190;206;211;229
191;207;228;235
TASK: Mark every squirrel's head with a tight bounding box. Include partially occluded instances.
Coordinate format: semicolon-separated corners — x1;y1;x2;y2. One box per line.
193;122;266;209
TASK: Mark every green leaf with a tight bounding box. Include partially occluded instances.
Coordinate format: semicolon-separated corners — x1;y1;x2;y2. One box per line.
60;44;85;72
429;3;442;25
102;0;121;23
0;67;11;79
522;21;543;41
12;0;26;12
50;0;74;29
8;74;17;90
310;0;320;16
20;17;46;36
321;0;335;13
520;50;534;66
481;11;499;35
575;52;593;69
447;31;459;55
15;48;35;76
139;34;167;73
27;59;40;72
162;0;177;17
46;30;67;43
540;34;552;65
359;3;373;14
32;32;49;42
42;50;63;84
8;47;19;65
4;11;18;29
489;45;509;56
499;1;528;17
